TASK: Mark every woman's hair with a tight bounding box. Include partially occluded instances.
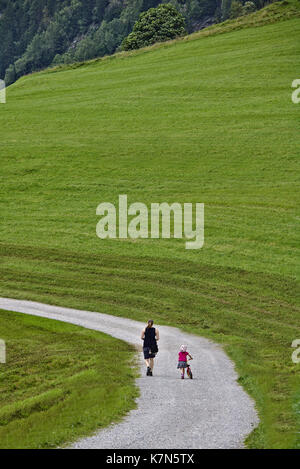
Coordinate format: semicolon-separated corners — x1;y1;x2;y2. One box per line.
180;345;187;352
147;320;154;328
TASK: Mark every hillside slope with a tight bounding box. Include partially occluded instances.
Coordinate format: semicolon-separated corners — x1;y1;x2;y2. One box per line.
0;0;221;84
0;1;299;448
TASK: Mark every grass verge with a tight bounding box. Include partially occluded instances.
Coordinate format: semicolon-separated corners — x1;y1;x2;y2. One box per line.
0;309;139;449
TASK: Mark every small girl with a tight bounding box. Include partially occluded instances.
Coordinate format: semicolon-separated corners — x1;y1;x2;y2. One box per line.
177;345;193;379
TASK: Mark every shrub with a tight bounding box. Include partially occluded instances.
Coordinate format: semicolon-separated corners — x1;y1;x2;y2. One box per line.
230;0;257;19
122;4;186;51
230;0;244;18
242;1;257;15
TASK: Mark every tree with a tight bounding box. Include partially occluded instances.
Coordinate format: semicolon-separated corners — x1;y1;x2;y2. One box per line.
122;4;186;51
4;64;16;86
221;0;232;20
229;0;256;18
229;0;243;18
242;1;256;15
74;37;96;61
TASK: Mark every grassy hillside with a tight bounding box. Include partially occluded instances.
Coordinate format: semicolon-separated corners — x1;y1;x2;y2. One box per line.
0;0;219;85
0;310;138;449
0;0;299;448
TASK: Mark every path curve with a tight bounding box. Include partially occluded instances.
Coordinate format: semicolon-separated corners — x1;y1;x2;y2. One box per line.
0;297;258;449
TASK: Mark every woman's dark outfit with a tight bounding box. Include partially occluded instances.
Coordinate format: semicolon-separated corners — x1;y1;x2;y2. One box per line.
143;327;158;359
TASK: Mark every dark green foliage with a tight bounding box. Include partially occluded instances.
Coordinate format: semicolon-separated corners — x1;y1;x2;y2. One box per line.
0;0;269;84
229;0;257;18
229;0;243;17
4;64;16;86
122;4;186;50
221;0;232;19
0;0;148;82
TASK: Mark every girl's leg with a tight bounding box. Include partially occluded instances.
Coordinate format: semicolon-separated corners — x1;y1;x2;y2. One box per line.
180;367;185;378
150;358;154;370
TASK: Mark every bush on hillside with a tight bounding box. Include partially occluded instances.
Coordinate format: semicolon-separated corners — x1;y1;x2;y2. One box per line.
243;1;257;14
230;0;257;19
122;4;186;51
229;0;244;17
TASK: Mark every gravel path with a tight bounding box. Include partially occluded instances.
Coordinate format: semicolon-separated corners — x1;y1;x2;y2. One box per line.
0;297;258;449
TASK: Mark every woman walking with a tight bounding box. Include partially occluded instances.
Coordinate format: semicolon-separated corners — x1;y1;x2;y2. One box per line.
141;320;159;376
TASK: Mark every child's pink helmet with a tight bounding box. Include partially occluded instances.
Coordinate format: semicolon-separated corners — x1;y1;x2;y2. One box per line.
180;345;187;352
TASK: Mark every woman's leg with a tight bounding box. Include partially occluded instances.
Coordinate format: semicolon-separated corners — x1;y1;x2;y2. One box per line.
150;358;154;370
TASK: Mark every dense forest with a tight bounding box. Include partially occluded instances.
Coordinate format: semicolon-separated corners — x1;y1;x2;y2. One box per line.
0;0;270;85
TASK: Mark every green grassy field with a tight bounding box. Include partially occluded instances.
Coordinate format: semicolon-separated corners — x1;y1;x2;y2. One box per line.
0;310;138;449
0;0;299;448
